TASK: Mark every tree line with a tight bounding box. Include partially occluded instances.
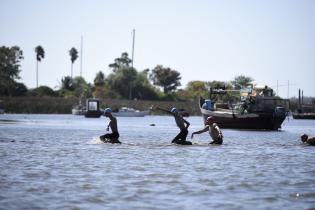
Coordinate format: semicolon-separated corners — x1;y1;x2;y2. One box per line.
1;45;277;102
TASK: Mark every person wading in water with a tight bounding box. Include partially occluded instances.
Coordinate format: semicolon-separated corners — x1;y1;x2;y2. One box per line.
100;108;121;144
157;107;192;145
191;116;223;145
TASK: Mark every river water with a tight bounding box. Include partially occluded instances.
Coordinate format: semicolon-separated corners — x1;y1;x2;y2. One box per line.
0;114;314;210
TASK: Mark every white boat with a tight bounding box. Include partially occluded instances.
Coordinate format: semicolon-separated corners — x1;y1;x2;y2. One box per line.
71;104;85;115
112;107;150;117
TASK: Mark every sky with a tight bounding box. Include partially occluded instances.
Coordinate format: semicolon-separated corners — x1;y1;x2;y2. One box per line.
1;0;314;98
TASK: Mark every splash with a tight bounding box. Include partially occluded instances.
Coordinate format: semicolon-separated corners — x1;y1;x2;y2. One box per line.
88;137;103;144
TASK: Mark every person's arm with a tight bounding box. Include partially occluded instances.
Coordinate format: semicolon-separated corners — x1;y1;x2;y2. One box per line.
106;121;111;131
191;126;209;139
184;119;190;129
156;107;173;115
214;125;223;139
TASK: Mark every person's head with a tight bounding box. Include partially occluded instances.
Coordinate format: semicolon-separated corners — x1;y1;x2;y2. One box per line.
206;116;214;125
104;108;112;117
170;107;177;114
301;134;308;142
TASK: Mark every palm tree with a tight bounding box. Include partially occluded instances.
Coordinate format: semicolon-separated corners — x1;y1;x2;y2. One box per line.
35;46;45;88
69;47;78;78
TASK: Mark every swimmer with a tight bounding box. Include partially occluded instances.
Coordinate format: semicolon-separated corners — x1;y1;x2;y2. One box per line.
191;116;223;145
157;107;192;145
100;108;121;144
300;134;315;146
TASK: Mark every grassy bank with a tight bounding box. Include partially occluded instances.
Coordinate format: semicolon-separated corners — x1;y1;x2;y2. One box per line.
0;96;201;115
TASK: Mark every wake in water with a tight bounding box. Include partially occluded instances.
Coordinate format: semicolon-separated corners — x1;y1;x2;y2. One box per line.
88;137;104;144
88;137;137;145
88;137;221;147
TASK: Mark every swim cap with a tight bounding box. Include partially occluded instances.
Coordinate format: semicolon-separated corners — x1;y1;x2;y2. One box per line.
170;107;177;113
104;108;112;114
206;116;213;122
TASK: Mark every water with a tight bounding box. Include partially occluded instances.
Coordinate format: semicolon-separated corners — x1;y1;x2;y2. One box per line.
0;114;314;210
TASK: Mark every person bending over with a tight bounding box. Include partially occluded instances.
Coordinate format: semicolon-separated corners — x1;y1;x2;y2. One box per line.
158;107;192;145
100;108;121;144
191;116;223;145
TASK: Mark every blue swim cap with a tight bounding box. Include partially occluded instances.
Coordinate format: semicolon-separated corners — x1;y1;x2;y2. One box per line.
170;107;177;113
104;108;112;114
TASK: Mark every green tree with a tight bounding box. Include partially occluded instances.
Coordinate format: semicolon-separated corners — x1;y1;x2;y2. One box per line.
150;65;181;94
72;76;91;98
108;52;132;72
107;52;136;99
106;67;137;99
133;69;160;100
0;46;24;96
231;75;253;90
175;80;209;100
29;85;58;97
94;71;106;86
11;82;28;96
35;45;45;88
69;47;78;78
61;76;74;91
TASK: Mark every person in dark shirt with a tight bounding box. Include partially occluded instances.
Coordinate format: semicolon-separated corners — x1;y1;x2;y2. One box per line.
158;107;192;145
100;108;121;144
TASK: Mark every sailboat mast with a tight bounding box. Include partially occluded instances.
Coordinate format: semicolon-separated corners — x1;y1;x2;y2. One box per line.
129;29;135;100
131;29;135;68
80;36;83;77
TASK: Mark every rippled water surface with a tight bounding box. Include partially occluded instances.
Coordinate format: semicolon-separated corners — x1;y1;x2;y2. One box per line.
0;114;314;210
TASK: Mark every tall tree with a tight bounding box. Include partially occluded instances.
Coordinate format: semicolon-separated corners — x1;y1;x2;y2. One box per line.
231;75;253;90
106;67;137;99
94;71;106;86
35;45;45;88
108;52;134;99
69;47;78;78
61;76;74;91
108;52;132;72
0;46;24;96
150;65;181;94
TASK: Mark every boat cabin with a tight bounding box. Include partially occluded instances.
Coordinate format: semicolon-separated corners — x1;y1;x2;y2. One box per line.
84;98;102;118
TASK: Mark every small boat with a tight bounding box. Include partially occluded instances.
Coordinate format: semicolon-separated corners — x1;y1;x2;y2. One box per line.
111;107;150;117
72;102;85;115
84;98;103;118
199;85;290;130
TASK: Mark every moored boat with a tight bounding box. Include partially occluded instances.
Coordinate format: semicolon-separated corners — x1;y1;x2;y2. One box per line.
111;107;150;117
72;102;85;115
199;86;290;130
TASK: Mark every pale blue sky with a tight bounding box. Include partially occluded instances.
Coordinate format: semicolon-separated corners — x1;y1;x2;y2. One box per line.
1;0;314;98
